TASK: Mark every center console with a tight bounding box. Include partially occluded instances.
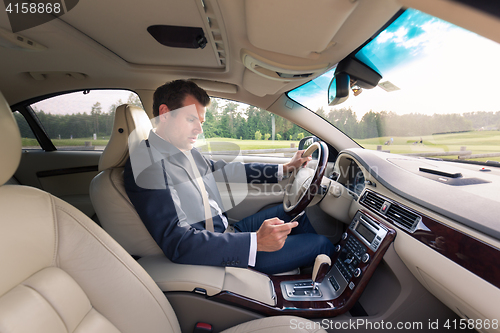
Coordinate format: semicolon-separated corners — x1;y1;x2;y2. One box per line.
280;211;390;303
212;210;396;318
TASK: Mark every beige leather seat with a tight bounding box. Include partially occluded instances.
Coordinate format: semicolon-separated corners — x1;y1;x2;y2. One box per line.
90;104;163;257
0;94;327;332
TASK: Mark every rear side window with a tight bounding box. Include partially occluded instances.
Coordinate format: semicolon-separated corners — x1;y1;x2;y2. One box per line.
14;110;41;149
30;90;143;150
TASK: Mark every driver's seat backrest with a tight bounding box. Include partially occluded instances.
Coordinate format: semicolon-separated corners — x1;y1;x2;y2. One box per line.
90;104;163;257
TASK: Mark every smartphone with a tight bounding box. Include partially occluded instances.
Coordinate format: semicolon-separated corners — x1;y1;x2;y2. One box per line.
289;211;305;223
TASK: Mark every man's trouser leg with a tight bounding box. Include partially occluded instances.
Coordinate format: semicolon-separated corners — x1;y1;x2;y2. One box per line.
233;205;334;274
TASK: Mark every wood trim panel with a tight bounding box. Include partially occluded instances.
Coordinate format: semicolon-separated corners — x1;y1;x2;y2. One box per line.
210;213;396;318
360;190;500;289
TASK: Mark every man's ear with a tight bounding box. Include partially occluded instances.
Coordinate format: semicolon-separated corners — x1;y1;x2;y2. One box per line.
159;104;170;122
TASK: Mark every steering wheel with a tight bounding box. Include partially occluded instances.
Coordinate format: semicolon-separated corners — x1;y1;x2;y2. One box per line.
283;141;329;215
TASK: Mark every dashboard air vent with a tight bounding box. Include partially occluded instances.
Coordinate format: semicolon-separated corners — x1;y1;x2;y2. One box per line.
361;191;384;212
386;205;421;232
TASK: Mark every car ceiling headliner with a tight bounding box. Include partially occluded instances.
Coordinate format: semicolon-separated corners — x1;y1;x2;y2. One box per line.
0;0;401;108
1;0;499;111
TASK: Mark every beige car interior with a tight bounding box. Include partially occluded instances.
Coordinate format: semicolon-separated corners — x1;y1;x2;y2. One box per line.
87;103;479;332
0;92;330;332
3;0;500;331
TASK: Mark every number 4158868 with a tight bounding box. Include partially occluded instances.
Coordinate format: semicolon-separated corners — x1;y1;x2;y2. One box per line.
444;318;498;330
6;2;62;14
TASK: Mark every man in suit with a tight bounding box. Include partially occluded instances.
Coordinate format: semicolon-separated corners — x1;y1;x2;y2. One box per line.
124;80;334;274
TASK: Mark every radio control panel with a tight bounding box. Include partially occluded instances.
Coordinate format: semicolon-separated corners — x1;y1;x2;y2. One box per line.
334;234;367;282
328;211;390;294
349;211;388;252
281;211;392;302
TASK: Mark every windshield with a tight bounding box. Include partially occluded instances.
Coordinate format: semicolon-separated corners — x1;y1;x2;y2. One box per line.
288;8;500;164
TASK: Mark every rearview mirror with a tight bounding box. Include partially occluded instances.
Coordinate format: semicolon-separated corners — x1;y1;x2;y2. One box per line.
328;57;382;106
328;72;350;106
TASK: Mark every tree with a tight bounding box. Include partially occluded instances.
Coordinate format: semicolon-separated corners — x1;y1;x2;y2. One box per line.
359;111;381;139
219;102;238;138
327;107;359;138
91;102;102;136
203;98;219;138
255;130;262;140
316;107;327;120
127;93;143;108
14;112;36;138
264;133;271;140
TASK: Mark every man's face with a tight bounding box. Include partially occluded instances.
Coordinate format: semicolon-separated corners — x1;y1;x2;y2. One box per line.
159;94;206;151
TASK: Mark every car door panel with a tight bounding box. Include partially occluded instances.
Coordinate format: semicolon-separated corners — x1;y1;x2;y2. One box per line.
210;154;288;221
15;150;101;217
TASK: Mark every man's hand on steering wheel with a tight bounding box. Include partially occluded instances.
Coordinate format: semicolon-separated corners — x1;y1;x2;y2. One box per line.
283;150;312;174
283;142;329;215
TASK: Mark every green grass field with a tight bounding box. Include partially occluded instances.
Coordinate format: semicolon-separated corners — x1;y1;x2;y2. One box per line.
22;131;500;162
202;137;299;151
357;131;500;162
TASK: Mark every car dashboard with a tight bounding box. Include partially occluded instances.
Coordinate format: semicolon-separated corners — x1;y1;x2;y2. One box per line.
319;147;500;327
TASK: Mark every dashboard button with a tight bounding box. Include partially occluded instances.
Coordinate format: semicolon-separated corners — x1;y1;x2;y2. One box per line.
362;253;370;263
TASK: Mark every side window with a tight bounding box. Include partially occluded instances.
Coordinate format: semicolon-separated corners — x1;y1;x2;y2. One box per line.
14;111;41;149
30;89;143;150
203;98;310;157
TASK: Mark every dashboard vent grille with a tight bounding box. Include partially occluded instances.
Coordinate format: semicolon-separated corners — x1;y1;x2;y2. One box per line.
360;190;422;233
386;205;420;232
361;191;384;212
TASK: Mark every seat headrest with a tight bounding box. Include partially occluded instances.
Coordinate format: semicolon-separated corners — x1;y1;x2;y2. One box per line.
0;92;22;186
99;104;153;171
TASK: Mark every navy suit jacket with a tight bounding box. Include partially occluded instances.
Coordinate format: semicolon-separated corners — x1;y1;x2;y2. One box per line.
124;131;279;268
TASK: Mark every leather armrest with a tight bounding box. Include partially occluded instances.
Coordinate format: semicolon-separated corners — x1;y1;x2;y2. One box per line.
138;255;276;306
223;267;276;306
137;255;225;296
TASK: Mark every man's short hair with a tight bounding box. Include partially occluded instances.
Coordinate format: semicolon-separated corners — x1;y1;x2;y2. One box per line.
153;80;210;117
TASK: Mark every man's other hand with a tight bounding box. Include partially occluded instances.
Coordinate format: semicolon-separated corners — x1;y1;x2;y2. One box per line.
256;217;298;252
283;150;312;174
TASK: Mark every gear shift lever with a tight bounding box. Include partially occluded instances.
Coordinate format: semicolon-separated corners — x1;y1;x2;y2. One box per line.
312;254;331;290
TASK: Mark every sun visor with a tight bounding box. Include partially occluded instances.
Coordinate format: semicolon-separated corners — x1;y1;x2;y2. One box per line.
245;0;358;59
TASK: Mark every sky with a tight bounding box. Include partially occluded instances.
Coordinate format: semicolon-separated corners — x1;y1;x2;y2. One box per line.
288;9;500;120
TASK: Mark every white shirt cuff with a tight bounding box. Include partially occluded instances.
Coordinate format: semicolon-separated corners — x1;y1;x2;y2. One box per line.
277;164;284;181
248;232;257;267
